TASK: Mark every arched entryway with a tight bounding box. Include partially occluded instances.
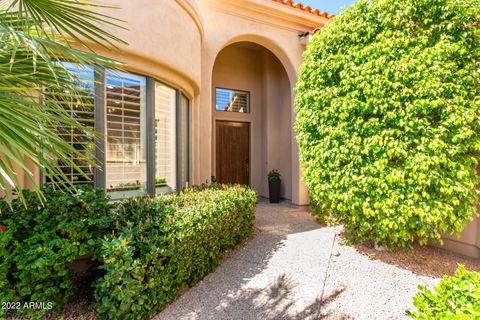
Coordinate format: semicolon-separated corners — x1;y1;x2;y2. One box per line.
211;41;293;200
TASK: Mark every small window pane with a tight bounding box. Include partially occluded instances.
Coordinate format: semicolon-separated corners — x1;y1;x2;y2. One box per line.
154;82;176;194
105;71;147;199
215;88;250;113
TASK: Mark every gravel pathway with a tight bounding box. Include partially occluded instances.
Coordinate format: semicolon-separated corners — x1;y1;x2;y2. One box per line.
154;200;440;320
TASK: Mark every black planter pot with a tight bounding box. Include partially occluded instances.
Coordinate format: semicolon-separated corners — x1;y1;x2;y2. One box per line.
269;179;281;203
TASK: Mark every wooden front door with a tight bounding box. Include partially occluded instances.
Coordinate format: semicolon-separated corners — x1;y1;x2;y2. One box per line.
216;121;250;185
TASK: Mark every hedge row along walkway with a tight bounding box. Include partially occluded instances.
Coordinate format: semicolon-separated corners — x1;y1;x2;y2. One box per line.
155;200;438;320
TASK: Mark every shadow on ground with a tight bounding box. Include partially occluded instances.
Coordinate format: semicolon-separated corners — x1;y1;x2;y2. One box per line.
213;273;351;320
354;241;480;278
155;200;340;320
156;200;443;320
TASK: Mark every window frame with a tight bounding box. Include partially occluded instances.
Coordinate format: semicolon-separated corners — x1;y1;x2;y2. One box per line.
176;93;190;190
101;69;149;200
215;87;251;113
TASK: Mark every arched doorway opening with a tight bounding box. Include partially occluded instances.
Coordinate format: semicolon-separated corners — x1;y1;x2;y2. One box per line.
212;41;293;200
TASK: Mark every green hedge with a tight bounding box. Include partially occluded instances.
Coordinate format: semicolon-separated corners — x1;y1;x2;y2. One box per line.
0;186;114;318
407;265;480;319
0;184;257;319
94;184;257;319
295;0;480;249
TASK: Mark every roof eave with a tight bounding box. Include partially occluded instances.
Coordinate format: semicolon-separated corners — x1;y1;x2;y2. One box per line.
203;0;330;32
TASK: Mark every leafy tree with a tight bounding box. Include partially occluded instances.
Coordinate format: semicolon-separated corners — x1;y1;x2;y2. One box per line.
295;0;480;249
0;0;125;201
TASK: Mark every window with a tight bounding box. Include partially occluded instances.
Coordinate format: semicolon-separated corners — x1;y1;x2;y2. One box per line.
48;65;190;197
154;82;176;194
215;88;250;113
45;63;95;185
105;71;147;198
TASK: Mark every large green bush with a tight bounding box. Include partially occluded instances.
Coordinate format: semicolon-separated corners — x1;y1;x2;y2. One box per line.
407;265;480;319
0;186;114;318
94;184;257;320
295;0;480;249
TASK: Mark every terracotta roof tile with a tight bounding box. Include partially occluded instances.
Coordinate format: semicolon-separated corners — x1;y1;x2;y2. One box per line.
271;0;334;18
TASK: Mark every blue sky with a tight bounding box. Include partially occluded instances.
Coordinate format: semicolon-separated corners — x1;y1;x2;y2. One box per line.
298;0;357;15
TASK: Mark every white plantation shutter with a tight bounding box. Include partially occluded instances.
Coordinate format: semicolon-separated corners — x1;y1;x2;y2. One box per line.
45;64;95;185
154;82;176;192
105;71;147;195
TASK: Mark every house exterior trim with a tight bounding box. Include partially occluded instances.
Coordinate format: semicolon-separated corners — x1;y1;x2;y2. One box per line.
175;0;205;41
203;0;330;32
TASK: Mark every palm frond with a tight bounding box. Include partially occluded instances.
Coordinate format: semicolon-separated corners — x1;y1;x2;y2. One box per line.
0;0;126;203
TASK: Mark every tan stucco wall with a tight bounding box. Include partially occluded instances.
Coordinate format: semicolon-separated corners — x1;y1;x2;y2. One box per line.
193;0;328;205
437;216;480;258
212;45;264;194
70;0;324;205
87;0;329;205
212;44;292;199
98;0;203;97
262;52;293;199
64;0;327;205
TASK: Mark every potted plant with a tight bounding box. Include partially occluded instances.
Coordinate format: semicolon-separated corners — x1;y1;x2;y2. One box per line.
155;177;167;187
155;177;173;194
268;169;281;203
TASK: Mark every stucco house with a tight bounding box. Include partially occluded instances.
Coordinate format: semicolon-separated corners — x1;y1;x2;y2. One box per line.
10;0;480;258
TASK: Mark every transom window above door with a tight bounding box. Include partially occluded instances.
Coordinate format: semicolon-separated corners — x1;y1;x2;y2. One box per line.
215;88;250;113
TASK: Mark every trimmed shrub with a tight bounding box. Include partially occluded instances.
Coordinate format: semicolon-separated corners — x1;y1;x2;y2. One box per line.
93;184;257;320
407;265;480;319
0;222;14;305
295;0;480;249
0;184;256;319
0;186;114;318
